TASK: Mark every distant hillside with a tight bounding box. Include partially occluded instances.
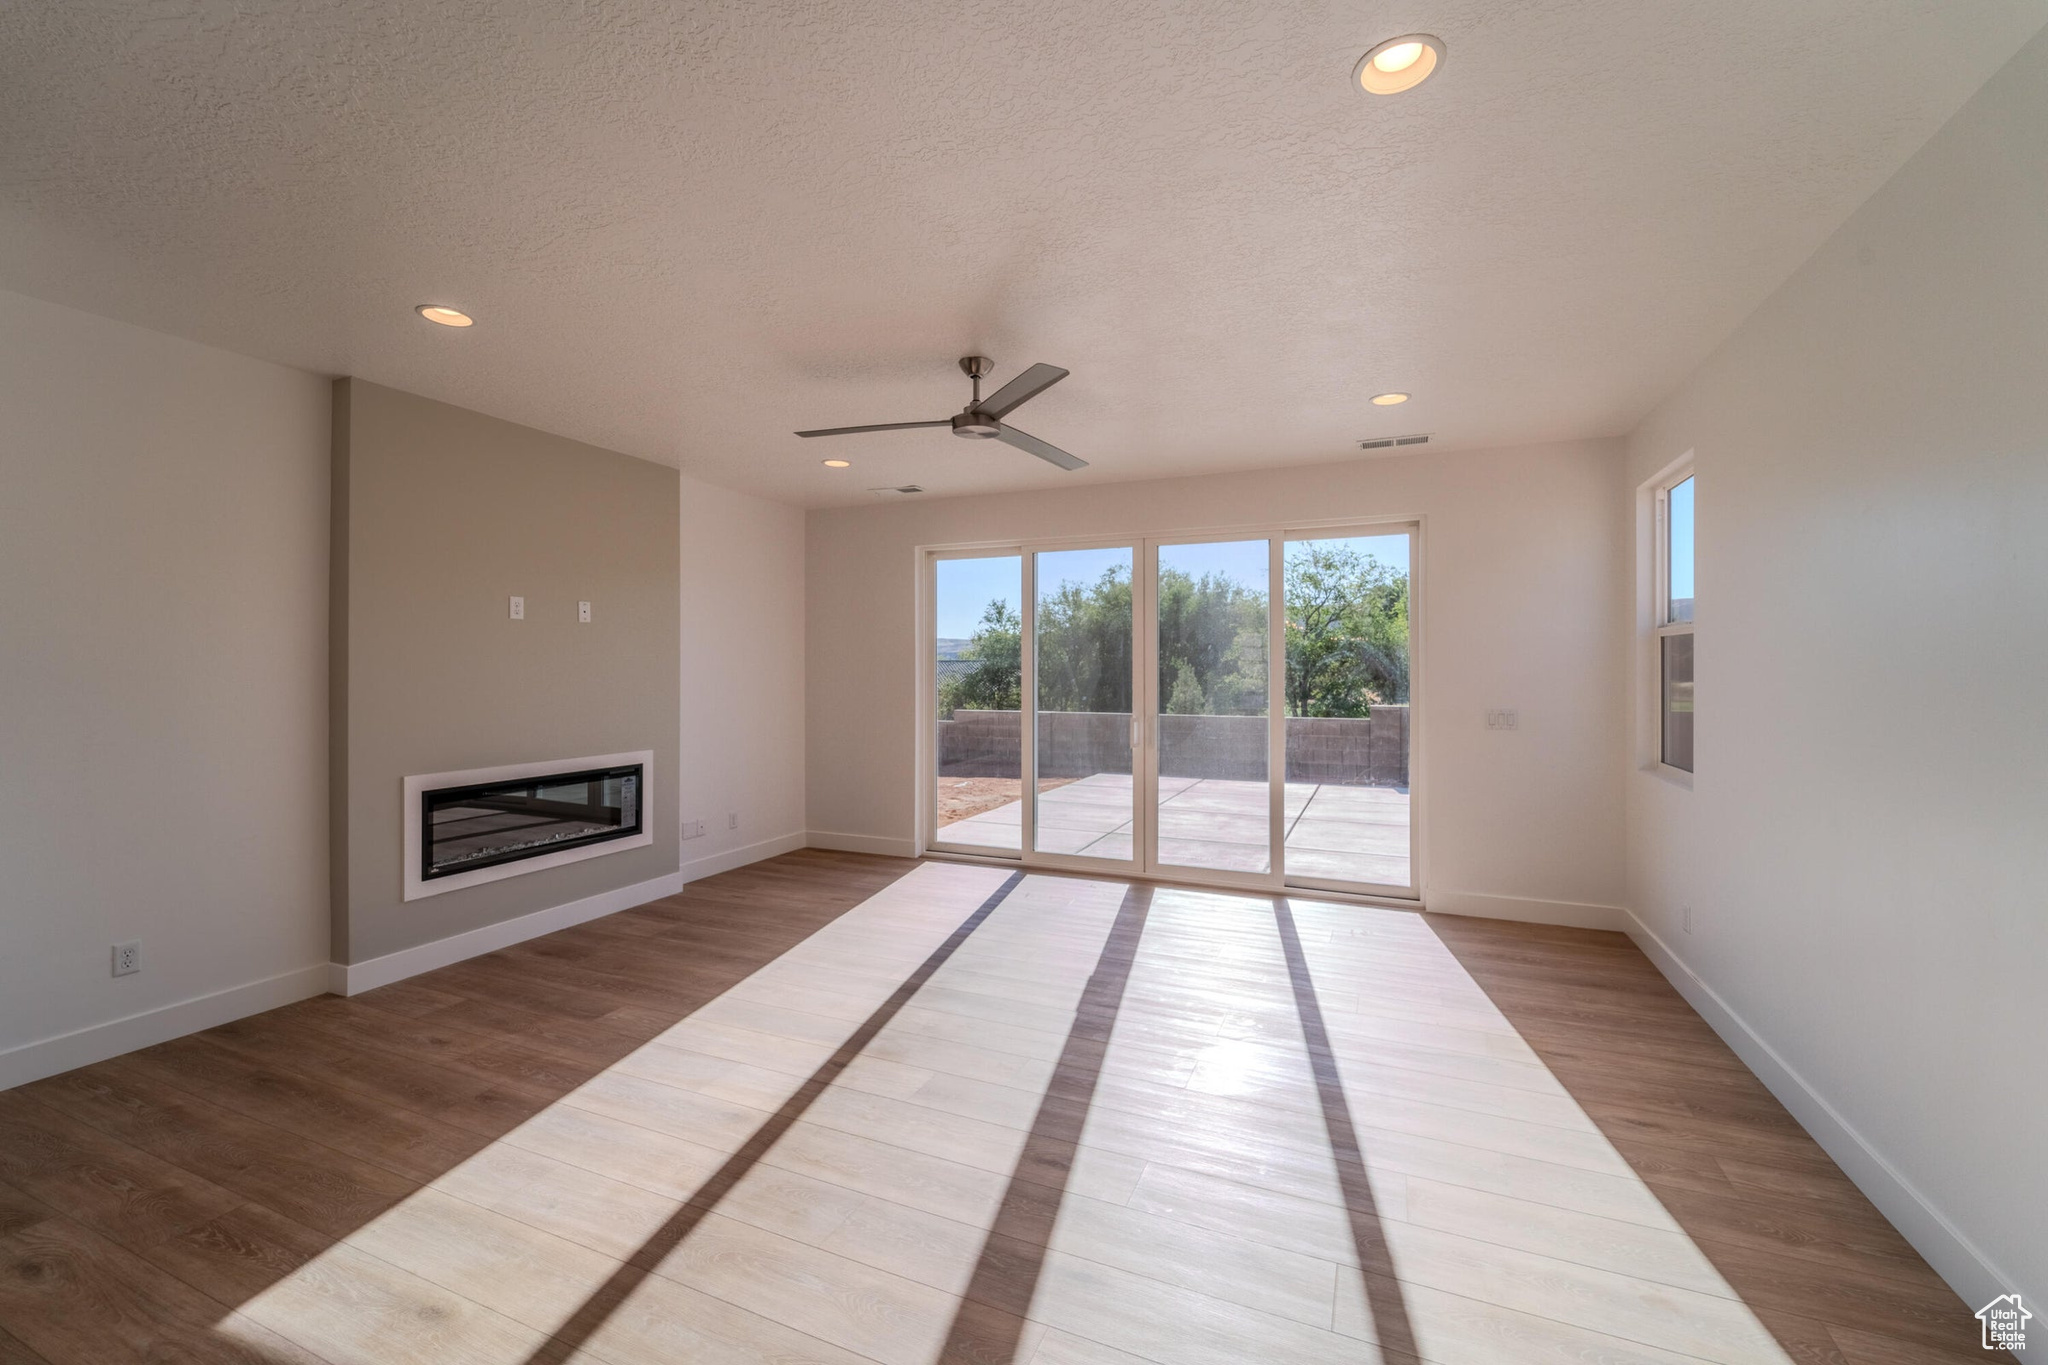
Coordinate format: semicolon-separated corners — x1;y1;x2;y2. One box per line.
936;637;977;684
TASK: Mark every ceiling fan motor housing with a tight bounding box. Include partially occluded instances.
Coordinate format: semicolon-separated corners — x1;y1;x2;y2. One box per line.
951;411;1001;439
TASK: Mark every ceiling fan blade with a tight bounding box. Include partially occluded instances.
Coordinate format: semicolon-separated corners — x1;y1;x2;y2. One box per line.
794;420;949;438
996;424;1088;471
977;363;1069;419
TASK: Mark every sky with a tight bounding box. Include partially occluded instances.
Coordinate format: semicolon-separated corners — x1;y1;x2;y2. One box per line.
935;532;1411;639
1669;475;1695;601
935;555;1023;639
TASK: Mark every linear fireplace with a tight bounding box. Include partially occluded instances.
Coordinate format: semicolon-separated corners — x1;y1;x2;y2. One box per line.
402;750;655;900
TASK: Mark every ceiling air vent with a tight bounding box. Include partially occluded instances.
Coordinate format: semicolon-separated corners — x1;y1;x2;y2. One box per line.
1357;433;1432;451
866;484;926;498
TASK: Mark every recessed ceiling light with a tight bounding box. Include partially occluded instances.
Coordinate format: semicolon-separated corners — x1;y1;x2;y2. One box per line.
1354;35;1443;95
415;304;473;327
1371;392;1410;405
822;459;852;468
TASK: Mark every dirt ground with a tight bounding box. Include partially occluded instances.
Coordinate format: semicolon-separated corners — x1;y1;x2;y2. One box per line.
936;776;1075;824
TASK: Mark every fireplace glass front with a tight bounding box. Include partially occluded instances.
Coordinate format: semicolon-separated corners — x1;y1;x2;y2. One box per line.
421;764;642;881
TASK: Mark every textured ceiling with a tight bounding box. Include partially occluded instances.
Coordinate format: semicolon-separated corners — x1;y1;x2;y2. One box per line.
4;1;2043;507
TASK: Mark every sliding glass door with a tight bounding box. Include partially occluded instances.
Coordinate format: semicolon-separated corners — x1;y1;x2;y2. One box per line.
930;552;1024;855
1031;545;1138;866
1149;538;1276;879
1278;529;1414;895
927;523;1415;897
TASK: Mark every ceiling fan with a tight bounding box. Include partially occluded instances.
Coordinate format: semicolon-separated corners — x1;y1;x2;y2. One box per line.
796;356;1087;470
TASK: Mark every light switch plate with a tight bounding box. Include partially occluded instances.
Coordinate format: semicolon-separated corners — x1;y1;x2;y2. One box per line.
578;600;591;623
1486;709;1519;730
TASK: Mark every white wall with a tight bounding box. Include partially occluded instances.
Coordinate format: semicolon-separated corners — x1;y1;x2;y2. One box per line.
806;440;1629;924
1622;29;2048;1309
680;474;809;878
0;289;331;1084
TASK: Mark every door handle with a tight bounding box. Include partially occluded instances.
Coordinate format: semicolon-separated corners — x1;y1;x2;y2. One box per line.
1130;716;1140;750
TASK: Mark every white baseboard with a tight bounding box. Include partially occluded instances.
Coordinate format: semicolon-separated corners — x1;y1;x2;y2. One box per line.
0;963;333;1092
1425;889;1629;931
807;829;919;858
0;842;815;1093
1624;908;2020;1311
335;870;686;995
681;830;808;883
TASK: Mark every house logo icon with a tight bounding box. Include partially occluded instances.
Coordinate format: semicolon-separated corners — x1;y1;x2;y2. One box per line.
1978;1293;2030;1352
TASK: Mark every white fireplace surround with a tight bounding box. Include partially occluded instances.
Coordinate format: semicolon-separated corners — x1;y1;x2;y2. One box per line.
402;750;655;902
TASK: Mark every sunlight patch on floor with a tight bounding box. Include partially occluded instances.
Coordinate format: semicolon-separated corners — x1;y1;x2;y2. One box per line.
215;862;1795;1365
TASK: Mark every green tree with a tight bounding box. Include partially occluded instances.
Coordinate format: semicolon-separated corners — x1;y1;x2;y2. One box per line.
936;599;1021;716
940;546;1407;719
1154;568;1268;717
1036;565;1135;712
1164;665;1207;714
1355;574;1410;704
1283;542;1408;716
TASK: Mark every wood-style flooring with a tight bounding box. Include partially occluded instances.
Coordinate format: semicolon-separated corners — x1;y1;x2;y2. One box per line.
0;850;2008;1364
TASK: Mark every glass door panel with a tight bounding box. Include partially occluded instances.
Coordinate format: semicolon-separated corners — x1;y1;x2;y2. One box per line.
1033;546;1136;861
1281;531;1413;892
932;554;1023;854
1153;539;1272;874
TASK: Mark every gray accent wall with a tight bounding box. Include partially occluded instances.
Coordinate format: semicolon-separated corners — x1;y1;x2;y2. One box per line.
330;379;680;964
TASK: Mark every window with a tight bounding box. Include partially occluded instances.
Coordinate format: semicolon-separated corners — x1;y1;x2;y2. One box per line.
1656;473;1695;772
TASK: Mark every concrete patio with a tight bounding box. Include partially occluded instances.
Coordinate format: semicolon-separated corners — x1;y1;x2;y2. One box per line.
936;771;1411;887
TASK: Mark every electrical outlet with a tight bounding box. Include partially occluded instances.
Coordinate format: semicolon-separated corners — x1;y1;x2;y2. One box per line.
682;819;705;840
1682;904;1693;934
509;595;525;620
578;600;591;623
112;941;142;976
1486;709;1519;730
727;812;738;831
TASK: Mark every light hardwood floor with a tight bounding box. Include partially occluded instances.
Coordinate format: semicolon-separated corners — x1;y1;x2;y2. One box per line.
0;851;2008;1364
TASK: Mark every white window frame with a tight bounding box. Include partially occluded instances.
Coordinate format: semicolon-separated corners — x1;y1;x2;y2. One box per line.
915;515;1425;903
1650;463;1695;780
924;547;1029;861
